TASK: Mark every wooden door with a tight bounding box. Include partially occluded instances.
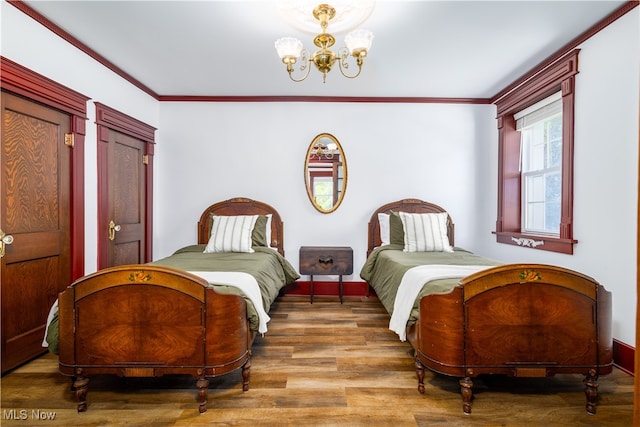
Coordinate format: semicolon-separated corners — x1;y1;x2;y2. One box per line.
96;103;154;269
105;130;146;267
1;92;72;373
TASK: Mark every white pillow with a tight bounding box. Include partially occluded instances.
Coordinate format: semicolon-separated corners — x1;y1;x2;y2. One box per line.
204;215;259;253
399;212;453;252
265;214;273;248
378;213;390;246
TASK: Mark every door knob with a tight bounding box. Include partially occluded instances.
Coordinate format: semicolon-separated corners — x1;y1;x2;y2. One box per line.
108;220;121;241
0;229;14;258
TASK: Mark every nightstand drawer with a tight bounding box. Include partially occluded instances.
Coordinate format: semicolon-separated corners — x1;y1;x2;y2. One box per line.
299;246;353;276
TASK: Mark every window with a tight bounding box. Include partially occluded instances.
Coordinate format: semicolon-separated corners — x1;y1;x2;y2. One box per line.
517;93;562;235
311;173;333;211
493;50;578;254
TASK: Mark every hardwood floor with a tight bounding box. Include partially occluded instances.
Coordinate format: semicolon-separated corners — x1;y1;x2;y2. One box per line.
1;295;634;426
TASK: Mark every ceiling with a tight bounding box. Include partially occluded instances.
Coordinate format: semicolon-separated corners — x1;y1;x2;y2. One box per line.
19;0;628;99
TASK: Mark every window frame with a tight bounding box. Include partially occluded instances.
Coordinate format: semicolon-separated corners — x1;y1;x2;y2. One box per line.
493;49;579;254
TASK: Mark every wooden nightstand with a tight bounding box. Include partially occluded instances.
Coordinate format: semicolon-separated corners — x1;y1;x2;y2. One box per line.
299;246;353;304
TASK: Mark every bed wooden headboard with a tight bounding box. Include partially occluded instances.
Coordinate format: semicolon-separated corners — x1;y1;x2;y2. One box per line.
197;197;285;256
367;198;455;255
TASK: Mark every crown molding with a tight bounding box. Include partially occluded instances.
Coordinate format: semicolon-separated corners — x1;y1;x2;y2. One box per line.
7;0;159;99
156;95;491;104
491;0;638;105
9;0;638;104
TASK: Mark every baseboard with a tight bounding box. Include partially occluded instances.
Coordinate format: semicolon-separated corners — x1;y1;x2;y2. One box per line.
284;280;370;298
613;339;635;375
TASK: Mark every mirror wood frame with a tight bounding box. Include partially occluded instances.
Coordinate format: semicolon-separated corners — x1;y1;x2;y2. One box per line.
304;133;347;214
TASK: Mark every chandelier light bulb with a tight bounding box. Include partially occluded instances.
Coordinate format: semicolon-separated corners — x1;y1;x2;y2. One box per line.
275;37;304;60
345;28;374;54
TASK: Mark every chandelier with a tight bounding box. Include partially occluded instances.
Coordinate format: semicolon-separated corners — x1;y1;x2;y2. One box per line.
275;3;374;83
310;141;337;160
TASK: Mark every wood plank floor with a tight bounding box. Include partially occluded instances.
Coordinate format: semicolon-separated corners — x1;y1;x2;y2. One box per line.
1;295;634;426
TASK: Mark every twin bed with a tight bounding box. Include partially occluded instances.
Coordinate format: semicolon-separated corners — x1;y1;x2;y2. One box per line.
360;198;613;414
52;197;299;413
51;197;613;416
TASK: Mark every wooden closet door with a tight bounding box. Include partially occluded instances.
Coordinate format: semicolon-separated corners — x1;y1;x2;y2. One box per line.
1;92;72;373
107;130;146;266
96;103;154;269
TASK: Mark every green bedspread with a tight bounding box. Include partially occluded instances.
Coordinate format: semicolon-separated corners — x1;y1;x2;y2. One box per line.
360;245;501;326
151;245;300;311
45;245;299;354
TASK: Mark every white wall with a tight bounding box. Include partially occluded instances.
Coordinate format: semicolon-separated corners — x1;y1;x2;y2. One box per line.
155;102;494;270
1;4;160;274
475;10;640;346
3;3;637;346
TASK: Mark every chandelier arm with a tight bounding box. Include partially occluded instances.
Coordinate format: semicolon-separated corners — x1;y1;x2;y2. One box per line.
337;49;364;79
288;49;313;82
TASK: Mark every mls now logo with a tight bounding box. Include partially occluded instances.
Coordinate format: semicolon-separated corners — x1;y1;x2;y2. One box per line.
3;409;56;420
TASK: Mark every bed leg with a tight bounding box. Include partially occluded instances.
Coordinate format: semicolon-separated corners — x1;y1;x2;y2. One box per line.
73;369;89;412
196;370;209;414
415;357;425;394
242;358;251;392
584;368;599;415
460;375;473;414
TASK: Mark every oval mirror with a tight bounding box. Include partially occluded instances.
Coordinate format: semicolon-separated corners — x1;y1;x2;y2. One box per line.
304;133;347;213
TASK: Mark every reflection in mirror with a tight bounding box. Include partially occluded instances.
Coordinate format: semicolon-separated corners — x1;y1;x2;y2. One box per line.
304;133;347;213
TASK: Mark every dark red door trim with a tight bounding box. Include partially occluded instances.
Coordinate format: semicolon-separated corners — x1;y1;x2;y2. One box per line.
1;56;89;280
95;103;156;266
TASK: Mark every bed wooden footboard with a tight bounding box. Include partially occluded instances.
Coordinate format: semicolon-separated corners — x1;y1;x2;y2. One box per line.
365;200;614;415
408;263;613;415
58;265;253;413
